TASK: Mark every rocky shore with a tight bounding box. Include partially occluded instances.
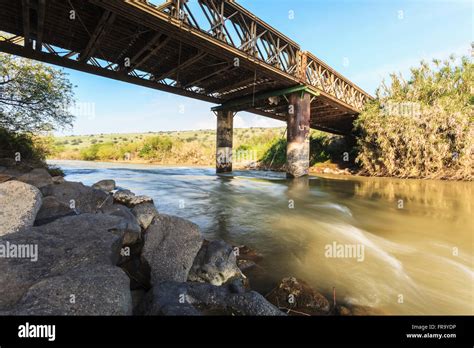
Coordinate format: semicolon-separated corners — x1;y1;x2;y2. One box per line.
0;159;376;316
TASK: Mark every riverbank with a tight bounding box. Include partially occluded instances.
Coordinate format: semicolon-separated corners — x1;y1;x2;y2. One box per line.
47;156;357;177
0;158;380;316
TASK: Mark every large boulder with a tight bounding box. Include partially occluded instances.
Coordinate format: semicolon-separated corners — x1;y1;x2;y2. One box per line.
141;281;285;316
0;214;133;315
0;181;42;236
266;277;331;315
34;196;75;226
142;215;203;284
41;181;113;214
17;168;53;189
188;240;244;286
8;265;132;315
100;204;141;245
132;202;159;230
92;179;116;192
113;190;153;208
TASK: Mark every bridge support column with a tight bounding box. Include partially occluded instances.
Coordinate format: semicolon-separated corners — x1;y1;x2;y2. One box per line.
287;92;311;178
216;110;234;173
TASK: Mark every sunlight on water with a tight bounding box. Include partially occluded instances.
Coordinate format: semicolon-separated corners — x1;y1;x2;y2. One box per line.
50;160;474;315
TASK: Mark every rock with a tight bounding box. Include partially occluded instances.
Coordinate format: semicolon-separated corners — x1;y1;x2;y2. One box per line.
142;214;203;284
101;204;136;222
237;259;257;271
236;245;263;262
131;202;159;230
113;189;153;208
141;281;285;316
17;168;53;189
8;265;132;315
41;181;112;214
0;214;133;314
0;174;13;183
109;219;141;246
188;240;244;286
34;196;75;226
0;181;42;236
52;176;65;184
266;277;331;315
100;204;141;245
92;179;116;192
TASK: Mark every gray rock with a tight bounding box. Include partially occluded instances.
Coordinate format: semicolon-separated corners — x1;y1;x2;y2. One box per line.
0;214;132;314
35;196;75;226
0;181;42;236
100;204;141;245
132;202;159;230
41;181;112;214
92;179;116;192
141;281;285;316
109;219;141;246
113;189;153;208
142;215;203;284
17;168;53;189
188;240;244;286
101;204;135;222
8;265;132;315
52;176;65;184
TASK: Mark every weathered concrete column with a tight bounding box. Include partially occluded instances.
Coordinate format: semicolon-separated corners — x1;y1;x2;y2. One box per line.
216;110;234;173
287;92;311;178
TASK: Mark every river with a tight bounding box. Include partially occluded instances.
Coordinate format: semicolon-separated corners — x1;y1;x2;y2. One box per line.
49;160;473;315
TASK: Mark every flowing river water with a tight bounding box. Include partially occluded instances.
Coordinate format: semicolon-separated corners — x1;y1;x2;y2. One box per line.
49;160;473;315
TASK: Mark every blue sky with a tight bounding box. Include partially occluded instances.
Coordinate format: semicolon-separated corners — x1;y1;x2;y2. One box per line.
60;0;473;135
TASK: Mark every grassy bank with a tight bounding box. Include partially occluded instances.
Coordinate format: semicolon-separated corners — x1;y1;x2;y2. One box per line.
47;128;353;171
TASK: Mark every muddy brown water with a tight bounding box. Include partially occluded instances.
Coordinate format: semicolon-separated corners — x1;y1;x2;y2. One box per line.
50;160;473;315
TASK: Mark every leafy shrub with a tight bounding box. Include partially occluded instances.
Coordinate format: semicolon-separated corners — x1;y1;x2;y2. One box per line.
355;56;473;180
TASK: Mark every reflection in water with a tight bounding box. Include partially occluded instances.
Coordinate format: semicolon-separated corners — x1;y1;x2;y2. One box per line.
50;160;473;315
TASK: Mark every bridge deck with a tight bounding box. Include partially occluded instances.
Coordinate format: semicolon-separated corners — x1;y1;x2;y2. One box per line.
0;0;372;135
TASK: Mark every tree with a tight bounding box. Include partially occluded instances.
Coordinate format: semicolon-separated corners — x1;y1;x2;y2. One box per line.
0;53;75;133
355;55;473;180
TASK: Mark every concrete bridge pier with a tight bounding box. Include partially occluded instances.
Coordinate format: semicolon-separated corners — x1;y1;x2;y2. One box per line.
216;110;235;173
286;92;311;178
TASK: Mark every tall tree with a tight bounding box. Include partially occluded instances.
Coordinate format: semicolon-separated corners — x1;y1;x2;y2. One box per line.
0;53;75;133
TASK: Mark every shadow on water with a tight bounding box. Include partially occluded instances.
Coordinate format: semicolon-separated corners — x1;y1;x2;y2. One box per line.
50;160;473;315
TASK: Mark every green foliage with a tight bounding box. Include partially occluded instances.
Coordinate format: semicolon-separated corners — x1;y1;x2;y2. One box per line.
138;136;174;159
0;53;75;133
80;144;101;161
355;56;473;180
0;127;47;163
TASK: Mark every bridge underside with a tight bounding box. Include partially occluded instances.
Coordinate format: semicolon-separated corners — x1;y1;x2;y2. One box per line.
0;0;371;177
0;0;367;135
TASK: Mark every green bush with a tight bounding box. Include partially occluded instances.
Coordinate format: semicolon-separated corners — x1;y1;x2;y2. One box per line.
355;56;473;180
0;127;47;164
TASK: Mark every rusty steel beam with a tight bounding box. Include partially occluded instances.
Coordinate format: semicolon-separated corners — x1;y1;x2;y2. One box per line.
79;10;116;62
156;51;207;81
0;39;219;104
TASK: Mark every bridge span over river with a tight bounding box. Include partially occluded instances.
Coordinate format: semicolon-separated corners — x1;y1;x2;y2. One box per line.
0;0;372;177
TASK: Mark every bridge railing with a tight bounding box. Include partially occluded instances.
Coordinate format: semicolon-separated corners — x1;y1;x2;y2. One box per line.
304;52;371;110
142;0;372;111
143;0;301;76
